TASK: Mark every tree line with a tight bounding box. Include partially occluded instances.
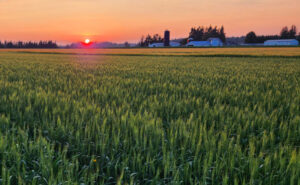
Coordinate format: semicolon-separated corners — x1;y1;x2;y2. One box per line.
188;26;226;42
0;41;58;48
139;25;226;47
139;34;164;47
245;25;299;43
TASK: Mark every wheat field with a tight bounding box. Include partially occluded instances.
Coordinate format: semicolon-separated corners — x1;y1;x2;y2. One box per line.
0;48;299;184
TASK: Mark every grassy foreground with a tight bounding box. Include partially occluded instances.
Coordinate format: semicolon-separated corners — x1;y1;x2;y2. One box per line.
0;49;299;184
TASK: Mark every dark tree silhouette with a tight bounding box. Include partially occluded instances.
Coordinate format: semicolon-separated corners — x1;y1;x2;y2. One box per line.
281;26;290;39
124;42;130;48
245;25;298;43
189;27;204;41
0;40;58;48
219;26;226;43
188;25;226;43
138;34;163;47
245;31;257;43
289;25;297;38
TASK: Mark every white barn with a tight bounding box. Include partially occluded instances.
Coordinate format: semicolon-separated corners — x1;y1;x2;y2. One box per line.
186;41;210;47
149;43;164;47
264;39;299;46
186;37;223;47
170;42;181;47
149;42;180;47
208;38;224;46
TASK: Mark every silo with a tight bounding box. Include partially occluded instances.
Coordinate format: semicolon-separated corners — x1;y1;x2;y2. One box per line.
164;30;170;47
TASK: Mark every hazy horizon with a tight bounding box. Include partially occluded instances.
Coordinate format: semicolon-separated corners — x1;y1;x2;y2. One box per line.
0;0;299;44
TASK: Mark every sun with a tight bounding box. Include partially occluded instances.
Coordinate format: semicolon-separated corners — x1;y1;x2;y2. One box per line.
85;39;90;44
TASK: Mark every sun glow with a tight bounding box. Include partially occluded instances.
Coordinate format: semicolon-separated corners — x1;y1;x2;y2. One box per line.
85;39;90;44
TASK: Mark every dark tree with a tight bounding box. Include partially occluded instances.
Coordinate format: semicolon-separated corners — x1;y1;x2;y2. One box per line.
124;42;130;48
280;26;290;39
189;27;204;41
188;25;226;42
0;40;58;48
152;34;163;43
289;25;297;38
244;25;299;44
245;31;257;43
6;41;14;48
138;34;163;47
139;36;146;47
219;26;226;43
144;34;152;46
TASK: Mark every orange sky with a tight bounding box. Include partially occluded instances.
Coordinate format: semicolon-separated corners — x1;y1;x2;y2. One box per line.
0;0;299;44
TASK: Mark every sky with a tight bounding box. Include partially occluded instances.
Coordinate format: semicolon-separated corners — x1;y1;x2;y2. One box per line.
0;0;299;44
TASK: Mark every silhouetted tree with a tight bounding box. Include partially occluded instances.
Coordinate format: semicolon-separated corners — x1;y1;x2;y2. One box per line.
245;31;257;43
280;26;290;39
245;25;298;43
289;25;297;38
152;34;163;43
144;34;152;46
0;40;58;48
124;42;130;48
189;27;204;41
17;41;23;48
188;25;226;43
219;26;226;43
138;34;163;47
139;36;146;47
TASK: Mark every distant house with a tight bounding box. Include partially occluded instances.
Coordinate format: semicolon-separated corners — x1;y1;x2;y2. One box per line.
264;39;299;46
186;37;223;47
148;30;181;47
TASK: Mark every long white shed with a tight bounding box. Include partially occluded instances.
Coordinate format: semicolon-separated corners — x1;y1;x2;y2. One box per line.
264;39;299;46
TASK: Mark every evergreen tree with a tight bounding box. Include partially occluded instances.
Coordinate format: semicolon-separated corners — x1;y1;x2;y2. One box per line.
220;26;226;43
280;26;290;39
139;34;164;47
188;25;226;42
289;25;297;38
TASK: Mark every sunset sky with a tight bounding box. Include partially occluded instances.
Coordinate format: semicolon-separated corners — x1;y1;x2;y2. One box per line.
0;0;299;44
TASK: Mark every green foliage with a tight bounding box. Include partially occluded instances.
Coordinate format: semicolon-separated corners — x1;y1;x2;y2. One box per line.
0;51;299;184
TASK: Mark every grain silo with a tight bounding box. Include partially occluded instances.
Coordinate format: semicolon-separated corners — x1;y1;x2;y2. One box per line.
164;30;170;47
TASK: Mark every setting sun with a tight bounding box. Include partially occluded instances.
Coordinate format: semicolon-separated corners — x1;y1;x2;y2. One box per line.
85;39;90;44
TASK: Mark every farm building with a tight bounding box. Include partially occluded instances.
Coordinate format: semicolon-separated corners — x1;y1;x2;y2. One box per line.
186;41;210;47
264;39;299;46
149;43;164;47
148;42;180;48
186;37;223;47
148;30;180;47
208;38;224;46
169;42;180;47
